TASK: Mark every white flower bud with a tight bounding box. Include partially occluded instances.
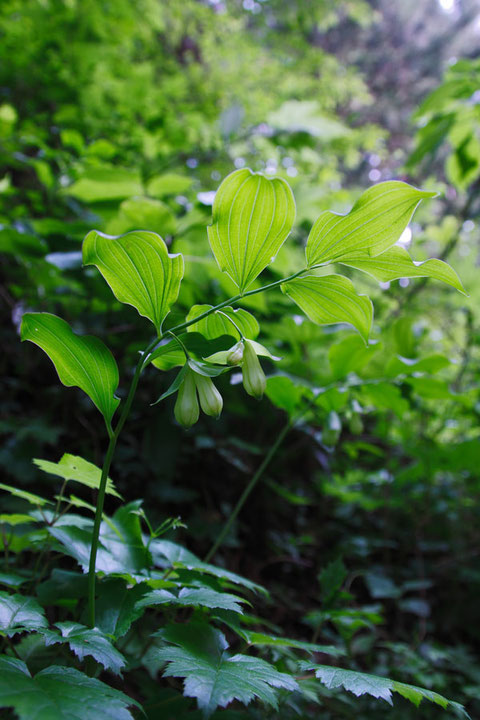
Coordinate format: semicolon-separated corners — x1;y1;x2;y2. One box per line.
174;368;199;428
226;341;244;366
194;373;223;418
242;340;266;399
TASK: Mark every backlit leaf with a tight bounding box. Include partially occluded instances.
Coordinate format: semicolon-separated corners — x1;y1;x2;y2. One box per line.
21;313;119;424
156;621;298;717
82;230;184;333
282;275;373;342
306;182;435;266
0;655;140;719
208;169;296;293
186;305;259;340
340;245;465;293
33;454;121;498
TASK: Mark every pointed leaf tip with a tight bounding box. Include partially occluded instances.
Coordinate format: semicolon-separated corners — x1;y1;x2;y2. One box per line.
208;168;296;293
306;181;436;266
82;229;184;332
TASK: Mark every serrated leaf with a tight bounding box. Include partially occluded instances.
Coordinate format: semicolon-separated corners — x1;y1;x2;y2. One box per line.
186;305;259;340
0;592;48;636
302;664;469;716
0;483;52;507
306;182;435;266
42;622;126;675
96;579;148;639
208;169;296;293
150;539;267;595
0;655;140;719
33;454;121;498
282;275;373;342
82;230;184;333
137;587;246;614
156;622;298;717
340;245;465;293
21;313;120;424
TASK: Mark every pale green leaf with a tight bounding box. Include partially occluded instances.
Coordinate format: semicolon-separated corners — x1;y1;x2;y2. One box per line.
0;655;140;719
43;622;126;675
186;304;259;340
340;245;465;293
82;230;184;333
306;182;436;266
0;592;48;636
21;313;119;424
208;169;296;293
0;483;51;507
0;514;38;526
62;164;143;203
33;454;121;499
302;664;469;716
156;621;298;717
282;275;373;342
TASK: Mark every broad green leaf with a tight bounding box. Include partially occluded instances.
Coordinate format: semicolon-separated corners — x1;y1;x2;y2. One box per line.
21;313;119;424
340;245;465;293
48;502;151;575
43;622;126;675
328;335;379;381
0;572;29;589
63;164;143;203
301;664;469;716
0;227;47;258
0;592;48;636
106;196;176;237
33;454;121;499
82;230;184;333
0;655;140;719
96;579;148;639
186;305;259;340
282;275;373;342
156;621;298;717
150;539;267;595
208;169;296;293
136;587;246;614
147;173;193;197
306;182;435;266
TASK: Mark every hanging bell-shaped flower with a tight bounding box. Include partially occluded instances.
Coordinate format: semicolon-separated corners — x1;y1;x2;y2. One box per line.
194;373;223;418
242;339;266;400
226;340;244;366
174;367;199;428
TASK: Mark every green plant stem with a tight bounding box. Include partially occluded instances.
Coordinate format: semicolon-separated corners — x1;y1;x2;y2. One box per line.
87;336;159;628
86;264;320;626
204;420;292;563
